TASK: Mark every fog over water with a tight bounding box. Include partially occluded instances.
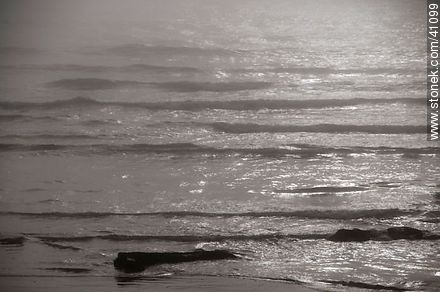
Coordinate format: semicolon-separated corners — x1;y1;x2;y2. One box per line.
0;0;438;291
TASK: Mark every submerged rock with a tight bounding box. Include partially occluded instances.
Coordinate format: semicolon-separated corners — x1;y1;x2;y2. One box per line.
327;227;440;242
114;249;238;273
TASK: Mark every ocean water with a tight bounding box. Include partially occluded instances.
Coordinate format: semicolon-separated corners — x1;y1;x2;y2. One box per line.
0;0;439;291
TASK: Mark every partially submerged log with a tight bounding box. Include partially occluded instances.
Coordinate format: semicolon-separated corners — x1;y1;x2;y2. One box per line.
114;249;238;273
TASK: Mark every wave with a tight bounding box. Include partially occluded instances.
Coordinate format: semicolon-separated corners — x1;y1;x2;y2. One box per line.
81;119;121;126
1;208;419;220
23;188;46;193
0;96;423;111
0;114;59;122
105;44;238;57
321;280;407;291
0;144;71;151
0;134;101;140
233;66;422;76
210;122;426;134
37;233;328;243
0;46;42;54
372;181;402;188
0;64;110;72
45;78;148;90
249;275;408;291
0;236;26;245
274;186;368;194
233;67;335;75
33;224;440;244
150;81;272;92
1;63;420;78
0;63;202;74
44;268;91;273
41;241;82;251
0;142;438;158
348;82;424;92
0;142;437;157
44;79;271;92
0;114;29;122
123;64;201;73
0;142;207;153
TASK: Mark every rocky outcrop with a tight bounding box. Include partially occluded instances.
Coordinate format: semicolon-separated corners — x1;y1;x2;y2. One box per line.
114;249;238;273
327;227;440;242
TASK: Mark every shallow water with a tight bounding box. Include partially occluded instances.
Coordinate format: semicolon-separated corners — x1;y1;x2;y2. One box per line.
0;0;438;291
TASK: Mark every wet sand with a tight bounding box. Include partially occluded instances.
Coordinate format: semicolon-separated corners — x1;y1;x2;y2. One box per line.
0;275;320;292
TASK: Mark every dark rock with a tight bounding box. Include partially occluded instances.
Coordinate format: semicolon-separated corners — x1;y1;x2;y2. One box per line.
0;236;26;245
327;228;380;242
327;227;439;242
114;249;238;273
386;227;424;240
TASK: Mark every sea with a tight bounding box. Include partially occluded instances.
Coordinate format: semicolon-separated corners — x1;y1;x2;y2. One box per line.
0;0;439;291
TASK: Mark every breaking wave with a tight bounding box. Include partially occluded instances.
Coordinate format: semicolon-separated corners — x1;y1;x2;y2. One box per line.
0;142;437;158
274;186;368;194
0;142;437;157
0;96;423;111
233;66;422;76
1;208;419;220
